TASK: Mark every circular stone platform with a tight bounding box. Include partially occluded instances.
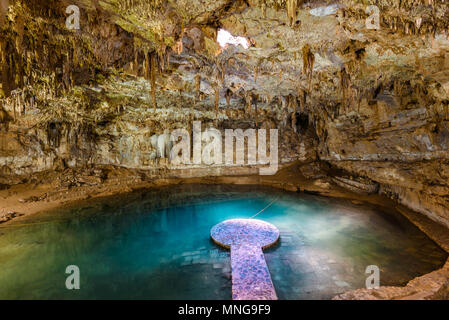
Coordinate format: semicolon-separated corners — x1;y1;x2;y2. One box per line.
210;219;280;249
210;219;280;300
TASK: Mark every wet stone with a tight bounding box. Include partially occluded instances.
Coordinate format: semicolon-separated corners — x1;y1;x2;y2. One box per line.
210;219;280;300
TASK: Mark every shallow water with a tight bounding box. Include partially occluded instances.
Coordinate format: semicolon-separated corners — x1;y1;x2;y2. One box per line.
0;184;446;299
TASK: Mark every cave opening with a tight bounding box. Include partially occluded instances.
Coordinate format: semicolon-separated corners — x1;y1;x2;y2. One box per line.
217;28;250;50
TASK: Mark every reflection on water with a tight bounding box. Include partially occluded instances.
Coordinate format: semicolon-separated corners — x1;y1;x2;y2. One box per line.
0;185;446;299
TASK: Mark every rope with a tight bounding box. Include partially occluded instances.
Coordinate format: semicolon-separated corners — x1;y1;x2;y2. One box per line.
249;196;279;219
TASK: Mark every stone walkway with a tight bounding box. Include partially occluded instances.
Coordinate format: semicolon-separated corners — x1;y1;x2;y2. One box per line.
210;219;280;300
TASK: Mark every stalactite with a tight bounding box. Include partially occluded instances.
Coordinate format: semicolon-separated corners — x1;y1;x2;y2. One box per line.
0;105;8;123
302;44;314;79
254;94;258;127
254;65;258;83
15;13;24;56
194;74;201;99
166;47;170;70
150;52;157;111
0;0;8;27
21;89;26;116
225;88;232;106
133;49;139;76
12;91;16;120
287;0;298;27
340;67;350;101
290;94;297;132
173;32;183;55
261;2;267;18
144;51;150;80
214;85;219;112
62;54;72;91
246;93;252;114
394;79;404;97
298;87;305;112
158;45;168;72
47;122;61;148
0;40;7;97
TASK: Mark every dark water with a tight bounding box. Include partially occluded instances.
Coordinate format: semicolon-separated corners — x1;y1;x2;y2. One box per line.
0;184;446;299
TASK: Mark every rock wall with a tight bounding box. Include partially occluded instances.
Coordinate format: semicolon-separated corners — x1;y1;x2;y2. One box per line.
320;75;449;227
0;0;448;228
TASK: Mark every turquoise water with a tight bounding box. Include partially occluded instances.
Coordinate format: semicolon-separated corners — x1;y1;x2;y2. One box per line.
0;184;446;299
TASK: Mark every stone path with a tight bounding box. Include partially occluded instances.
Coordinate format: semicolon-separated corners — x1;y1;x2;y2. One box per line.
210;219;280;300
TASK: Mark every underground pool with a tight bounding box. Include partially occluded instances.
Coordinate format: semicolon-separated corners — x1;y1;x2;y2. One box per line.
0;184;446;300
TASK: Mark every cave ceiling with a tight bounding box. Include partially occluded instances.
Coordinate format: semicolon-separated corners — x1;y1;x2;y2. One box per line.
2;0;449;115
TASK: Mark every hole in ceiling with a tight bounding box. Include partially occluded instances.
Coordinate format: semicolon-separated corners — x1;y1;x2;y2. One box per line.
217;29;249;50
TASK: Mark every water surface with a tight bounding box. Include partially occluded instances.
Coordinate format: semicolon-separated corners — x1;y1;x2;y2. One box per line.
0;184;446;299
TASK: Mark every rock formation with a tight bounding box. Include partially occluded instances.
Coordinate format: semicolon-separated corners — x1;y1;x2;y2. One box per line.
0;0;448;298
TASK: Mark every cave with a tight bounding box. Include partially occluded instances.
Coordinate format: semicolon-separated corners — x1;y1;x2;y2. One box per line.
0;0;448;302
